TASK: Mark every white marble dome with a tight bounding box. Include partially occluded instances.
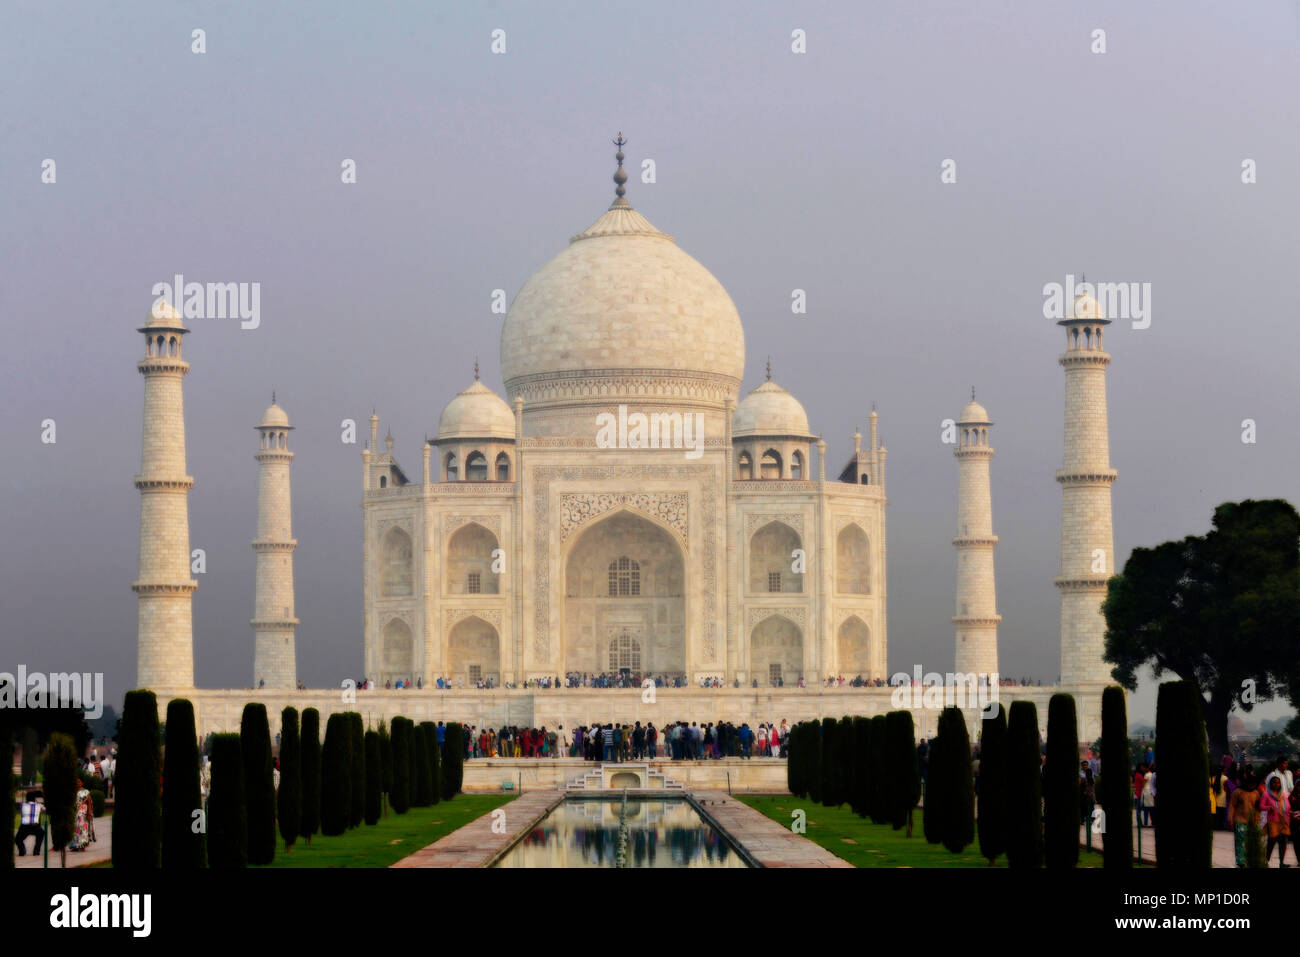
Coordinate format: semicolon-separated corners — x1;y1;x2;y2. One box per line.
499;200;746;397
258;402;291;429
438;380;515;440
733;380;813;437
957;400;989;424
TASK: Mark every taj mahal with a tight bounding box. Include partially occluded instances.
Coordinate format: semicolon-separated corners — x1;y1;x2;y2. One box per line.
132;138;1117;743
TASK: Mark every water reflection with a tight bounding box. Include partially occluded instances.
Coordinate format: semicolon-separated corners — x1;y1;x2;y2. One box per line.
493;799;748;868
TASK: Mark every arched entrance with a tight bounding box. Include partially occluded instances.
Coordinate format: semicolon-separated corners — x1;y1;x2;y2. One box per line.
749;615;803;686
448;616;501;686
564;510;685;677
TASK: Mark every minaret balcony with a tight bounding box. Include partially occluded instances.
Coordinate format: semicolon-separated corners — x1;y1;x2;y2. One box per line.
1054;468;1117;485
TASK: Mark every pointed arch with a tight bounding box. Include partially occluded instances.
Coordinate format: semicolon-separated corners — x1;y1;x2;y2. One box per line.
749;614;803;686
447;615;500;685
380;527;413;597
447;522;499;594
837;615;872;676
748;521;803;593
836;523;871;594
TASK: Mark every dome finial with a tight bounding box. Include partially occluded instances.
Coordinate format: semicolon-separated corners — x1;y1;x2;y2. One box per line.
765;356;772;381
612;132;629;207
474;356;480;381
271;389;276;405
971;385;976;401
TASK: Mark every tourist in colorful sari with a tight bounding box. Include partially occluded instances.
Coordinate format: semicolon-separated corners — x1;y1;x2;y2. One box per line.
1260;775;1290;867
1227;771;1260;868
68;780;94;852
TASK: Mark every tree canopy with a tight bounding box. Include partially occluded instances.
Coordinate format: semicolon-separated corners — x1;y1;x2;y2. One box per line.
1103;499;1300;763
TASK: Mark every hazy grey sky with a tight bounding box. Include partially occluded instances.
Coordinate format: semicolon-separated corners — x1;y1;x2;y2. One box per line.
3;0;1298;726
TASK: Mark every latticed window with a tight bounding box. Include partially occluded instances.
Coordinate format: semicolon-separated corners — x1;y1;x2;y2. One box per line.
467;572;481;594
608;556;640;596
608;634;641;670
468;664;482;684
769;663;782;684
768;571;781;593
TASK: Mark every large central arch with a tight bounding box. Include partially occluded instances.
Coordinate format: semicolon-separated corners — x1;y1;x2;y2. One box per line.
448;615;500;686
563;509;685;677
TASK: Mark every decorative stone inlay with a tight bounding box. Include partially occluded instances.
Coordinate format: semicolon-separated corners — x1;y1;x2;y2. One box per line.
377;518;413;538
834;515;870;536
445;607;504;630
507;368;740;405
833;607;871;630
745;605;808;633
444;514;504;538
743;512;805;539
523;436;728;449
558;492;688;545
533;465;718;662
382;609;415;628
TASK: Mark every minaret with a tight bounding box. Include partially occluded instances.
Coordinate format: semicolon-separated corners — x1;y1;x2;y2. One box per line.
952;390;1000;679
1056;288;1116;686
133;301;197;688
251;396;299;688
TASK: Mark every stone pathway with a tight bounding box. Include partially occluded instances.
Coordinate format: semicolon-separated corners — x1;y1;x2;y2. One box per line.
1078;815;1294;868
392;790;562;868
691;790;852;867
15;814;113;869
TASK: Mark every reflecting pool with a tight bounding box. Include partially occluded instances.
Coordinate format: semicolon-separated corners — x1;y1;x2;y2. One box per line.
492;798;749;868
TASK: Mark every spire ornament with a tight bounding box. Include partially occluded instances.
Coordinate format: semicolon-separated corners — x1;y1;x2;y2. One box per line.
765;356;772;381
612;132;629;207
474;357;480;382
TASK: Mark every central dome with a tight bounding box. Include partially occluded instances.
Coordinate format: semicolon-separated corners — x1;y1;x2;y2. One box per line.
500;196;746;402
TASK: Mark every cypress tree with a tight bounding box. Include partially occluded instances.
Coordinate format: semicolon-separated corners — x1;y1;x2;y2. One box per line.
113;689;163;869
853;716;871;816
441;722;464;799
1005;700;1043;869
923;727;946;844
1100;686;1132;868
838;716;854;807
348;713;365;828
820;718;838;807
978;702;1009;865
162;698;204;868
299;708;321;843
420;722;441;805
364;730;382;825
806;721;823;804
43;733;79;865
22;726;38;786
378;720;393;799
240;703;276;865
1044;694;1079;868
938;706;974;854
868;714;888;823
320;712;352;835
785;723;799;795
207;734;247;869
2;727;12;870
389;717;411;813
413;720;434;807
1155;680;1212;869
277;706;301;851
886;710;921;835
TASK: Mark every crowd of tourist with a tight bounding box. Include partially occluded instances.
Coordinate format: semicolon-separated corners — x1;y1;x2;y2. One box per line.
458;719;791;761
1218;754;1298;867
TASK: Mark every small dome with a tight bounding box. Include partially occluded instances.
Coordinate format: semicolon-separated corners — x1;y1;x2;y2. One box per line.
258;402;291;429
732;380;812;437
958;400;989;424
1067;292;1107;322
438;380;515;441
139;299;189;332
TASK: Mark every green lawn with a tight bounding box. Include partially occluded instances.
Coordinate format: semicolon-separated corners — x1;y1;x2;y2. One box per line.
737;796;1105;868
256;794;515;868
